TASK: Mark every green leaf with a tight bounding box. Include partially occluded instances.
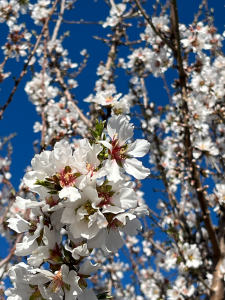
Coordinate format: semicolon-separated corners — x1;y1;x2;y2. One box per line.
89;128;98;139
97;292;113;299
48;190;58;194
89;119;106;141
95;119;105;137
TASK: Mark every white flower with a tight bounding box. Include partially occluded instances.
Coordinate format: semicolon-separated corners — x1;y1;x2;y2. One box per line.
103;15;119;28
15;216;44;256
61;186;107;240
102;115;150;181
110;3;126;17
93;91;122;106
65;243;90;260
27;225;62;266
7;214;30;233
23;139;81;200
193;137;219;160
77;289;98;300
182;243;202;268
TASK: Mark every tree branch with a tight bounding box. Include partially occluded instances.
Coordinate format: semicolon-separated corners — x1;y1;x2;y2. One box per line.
0;0;59;120
133;0;175;51
171;0;221;270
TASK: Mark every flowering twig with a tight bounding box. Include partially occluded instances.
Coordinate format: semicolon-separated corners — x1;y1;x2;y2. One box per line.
0;0;59;120
171;0;221;276
54;65;92;127
133;0;175;51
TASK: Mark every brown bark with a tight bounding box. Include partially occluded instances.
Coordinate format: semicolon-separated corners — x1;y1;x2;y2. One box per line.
170;1;224;298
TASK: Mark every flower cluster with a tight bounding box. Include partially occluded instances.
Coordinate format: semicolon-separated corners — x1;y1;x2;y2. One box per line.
6;115;150;299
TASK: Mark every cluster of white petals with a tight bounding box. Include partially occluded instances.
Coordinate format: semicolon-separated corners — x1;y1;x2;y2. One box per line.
5;115;150;299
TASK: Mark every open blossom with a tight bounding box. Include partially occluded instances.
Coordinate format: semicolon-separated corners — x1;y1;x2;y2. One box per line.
25;72;59;106
182;243;202;268
103;3;126;28
110;3;126;17
101;115;150;181
23;139;82;200
92;91;122;106
4;113;150;300
5;262;82;300
193;137;219;161
214;183;225;204
167;276;194;300
5;260;101;300
14;216;44;256
61;185;107;240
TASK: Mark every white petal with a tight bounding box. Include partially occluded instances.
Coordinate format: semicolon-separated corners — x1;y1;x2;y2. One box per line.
126;139;150;157
105;160;123;182
79;260;102;275
105;228;124;252
120;218;142;236
59;186;81;202
16;196;45;209
123;158;150;179
7;214;30;233
77;289;98;300
111;187;137;209
99;140;112;151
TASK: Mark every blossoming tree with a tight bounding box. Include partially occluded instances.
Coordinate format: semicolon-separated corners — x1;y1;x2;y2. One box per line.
0;0;225;299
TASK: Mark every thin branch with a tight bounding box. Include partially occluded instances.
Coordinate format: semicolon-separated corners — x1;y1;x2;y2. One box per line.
0;133;16;151
133;0;175;51
149;237;166;254
170;0;221;263
140;77;148;108
0;0;59;120
102;0;110;7
62;19;102;25
51;0;66;42
0;48;12;73
0;233;23;268
40;34;48;151
162;74;173;104
54;65;92;128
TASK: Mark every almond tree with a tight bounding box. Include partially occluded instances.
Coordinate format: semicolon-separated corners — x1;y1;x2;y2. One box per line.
0;0;225;300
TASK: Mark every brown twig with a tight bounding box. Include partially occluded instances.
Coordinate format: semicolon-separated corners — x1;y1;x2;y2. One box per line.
54;65;92;127
0;48;12;73
0;133;16;151
0;0;59;120
0;208;30;269
0;233;23;268
170;0;221;286
133;0;175;52
62;19;102;25
140;77;148;108
149;237;166;254
162;74;173;104
51;0;66;42
40;33;48;151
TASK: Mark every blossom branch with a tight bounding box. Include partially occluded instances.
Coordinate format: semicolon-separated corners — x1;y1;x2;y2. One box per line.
133;0;175;51
0;0;59;120
171;0;221;264
54;65;92;127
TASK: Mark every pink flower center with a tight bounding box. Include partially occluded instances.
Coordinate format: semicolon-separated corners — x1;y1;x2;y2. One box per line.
56;167;77;188
49;270;64;293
